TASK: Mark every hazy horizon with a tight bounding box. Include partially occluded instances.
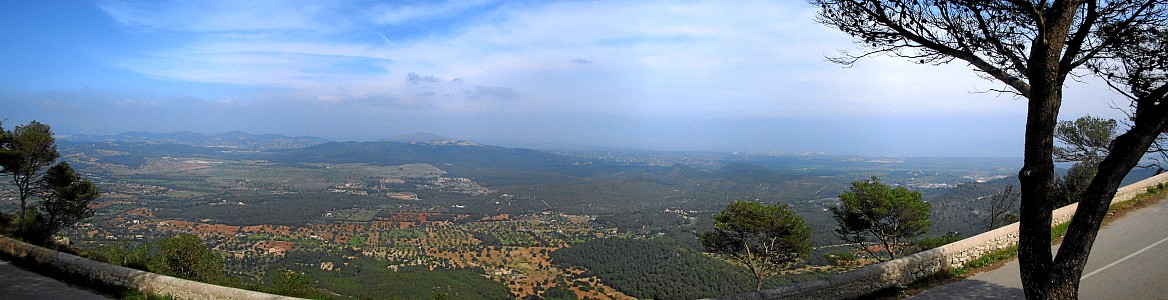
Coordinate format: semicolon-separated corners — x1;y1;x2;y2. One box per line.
1;1;1130;157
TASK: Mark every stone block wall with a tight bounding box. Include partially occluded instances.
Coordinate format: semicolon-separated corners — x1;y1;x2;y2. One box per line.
715;172;1168;300
0;236;301;300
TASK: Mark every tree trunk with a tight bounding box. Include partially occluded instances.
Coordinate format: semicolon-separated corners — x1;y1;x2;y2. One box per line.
1019;79;1168;300
1017;42;1066;300
1047;275;1079;299
1016;81;1060;300
1020;101;1168;297
16;176;31;237
754;272;763;292
1017;2;1084;298
1053;102;1168;298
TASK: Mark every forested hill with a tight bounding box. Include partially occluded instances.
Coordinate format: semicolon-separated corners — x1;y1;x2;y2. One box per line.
926;166;1161;237
266;140;621;185
58;141;223;168
925;176;1019;236
65;131;329;149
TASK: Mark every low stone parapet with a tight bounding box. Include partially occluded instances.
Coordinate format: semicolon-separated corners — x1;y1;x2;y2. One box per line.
0;236;301;300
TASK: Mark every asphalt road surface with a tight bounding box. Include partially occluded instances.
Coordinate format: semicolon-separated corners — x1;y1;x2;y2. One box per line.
0;260;110;299
913;197;1168;299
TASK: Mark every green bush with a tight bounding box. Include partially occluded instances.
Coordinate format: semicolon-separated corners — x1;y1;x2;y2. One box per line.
86;243;153;271
262;269;327;299
155;234;225;283
912;231;962;252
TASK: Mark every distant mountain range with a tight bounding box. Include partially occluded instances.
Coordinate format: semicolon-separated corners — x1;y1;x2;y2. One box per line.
379;132;453;143
267;140;602;185
62;131;331;149
63;131;464;150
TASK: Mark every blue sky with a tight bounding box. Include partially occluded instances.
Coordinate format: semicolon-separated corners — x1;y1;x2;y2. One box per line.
0;1;1129;156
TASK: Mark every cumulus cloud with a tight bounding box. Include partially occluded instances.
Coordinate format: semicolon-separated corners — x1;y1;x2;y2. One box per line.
406;73;441;85
5;0;1138;156
96;1;852;116
85;0;1093;153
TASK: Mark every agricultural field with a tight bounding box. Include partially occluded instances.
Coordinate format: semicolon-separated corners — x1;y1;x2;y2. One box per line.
46;139;1034;299
58;148;644;298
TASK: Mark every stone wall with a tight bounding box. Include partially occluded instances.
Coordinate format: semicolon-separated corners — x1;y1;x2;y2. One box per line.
0;236;301;300
715;172;1168;300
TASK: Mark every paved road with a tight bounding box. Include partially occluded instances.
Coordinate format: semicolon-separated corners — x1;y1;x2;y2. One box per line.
913;197;1168;299
0;260;111;299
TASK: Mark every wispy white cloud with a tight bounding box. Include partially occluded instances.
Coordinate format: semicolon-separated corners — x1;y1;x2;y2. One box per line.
367;0;497;25
83;0;1127;155
0;0;1133;156
97;1;345;32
